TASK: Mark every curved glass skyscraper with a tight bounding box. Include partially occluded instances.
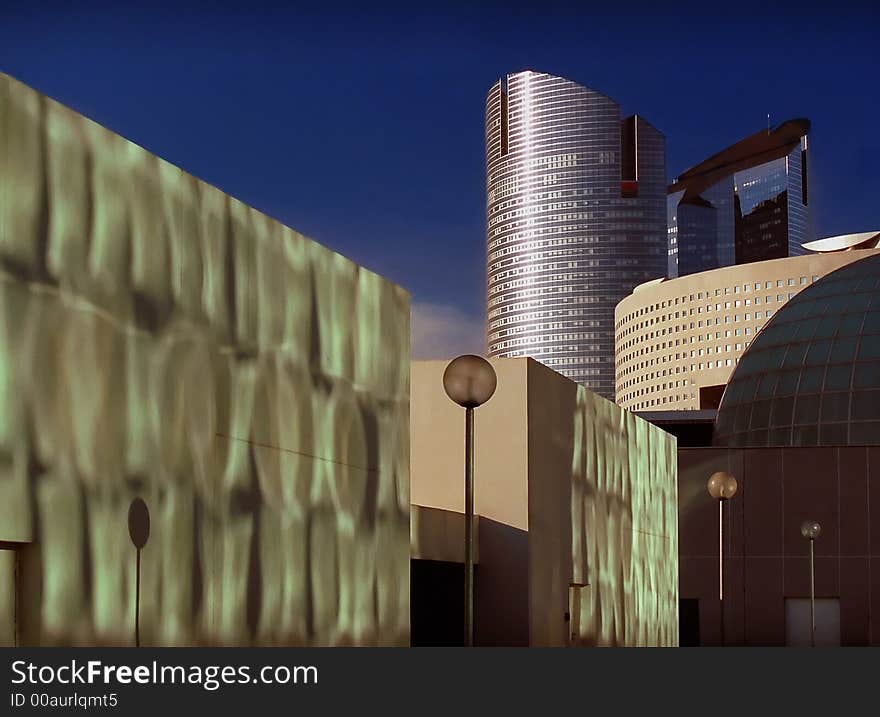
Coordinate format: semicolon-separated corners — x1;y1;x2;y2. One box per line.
486;71;666;399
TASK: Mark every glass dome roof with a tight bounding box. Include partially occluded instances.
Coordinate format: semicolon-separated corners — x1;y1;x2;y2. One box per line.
714;252;880;447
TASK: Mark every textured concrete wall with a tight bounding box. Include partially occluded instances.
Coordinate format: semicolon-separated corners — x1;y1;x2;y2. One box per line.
526;360;679;646
411;358;678;645
0;73;410;646
566;383;679;646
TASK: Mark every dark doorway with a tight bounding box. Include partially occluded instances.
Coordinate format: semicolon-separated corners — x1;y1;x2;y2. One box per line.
0;548;18;646
679;598;701;646
698;385;725;410
410;559;464;646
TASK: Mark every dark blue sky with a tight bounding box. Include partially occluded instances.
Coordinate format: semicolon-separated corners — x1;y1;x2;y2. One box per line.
2;1;878;341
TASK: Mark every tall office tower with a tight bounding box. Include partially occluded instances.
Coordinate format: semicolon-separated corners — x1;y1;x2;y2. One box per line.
486;71;667;399
668;119;811;278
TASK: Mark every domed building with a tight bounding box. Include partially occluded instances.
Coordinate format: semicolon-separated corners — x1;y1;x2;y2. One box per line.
714;252;880;446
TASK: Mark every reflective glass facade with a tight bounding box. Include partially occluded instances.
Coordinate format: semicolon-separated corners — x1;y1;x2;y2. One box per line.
735;144;809;263
714;253;880;446
668;123;810;278
669;177;736;278
486;71;666;399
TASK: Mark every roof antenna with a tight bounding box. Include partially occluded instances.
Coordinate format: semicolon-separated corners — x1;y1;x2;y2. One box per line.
767;113;771;134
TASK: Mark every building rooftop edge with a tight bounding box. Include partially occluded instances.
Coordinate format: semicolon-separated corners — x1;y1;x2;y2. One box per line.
618;248;880;308
0;72;410;297
802;231;880;252
668;118;809;197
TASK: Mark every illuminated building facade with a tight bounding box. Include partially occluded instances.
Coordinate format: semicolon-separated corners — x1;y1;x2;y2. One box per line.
668;119;810;278
486;71;667;399
0;73;411;646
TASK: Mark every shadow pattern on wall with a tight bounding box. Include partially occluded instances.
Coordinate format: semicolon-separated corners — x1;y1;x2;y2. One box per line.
0;73;410;646
569;387;679;646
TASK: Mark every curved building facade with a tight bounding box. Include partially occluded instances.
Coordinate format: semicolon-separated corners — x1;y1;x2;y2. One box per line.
486;71;666;398
615;248;880;411
714;252;880;447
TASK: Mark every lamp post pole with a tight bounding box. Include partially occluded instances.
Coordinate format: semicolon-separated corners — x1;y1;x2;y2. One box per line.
809;538;815;646
713;497;731;647
127;498;151;647
707;472;738;647
442;355;497;648
801;520;821;647
464;406;475;647
719;498;725;646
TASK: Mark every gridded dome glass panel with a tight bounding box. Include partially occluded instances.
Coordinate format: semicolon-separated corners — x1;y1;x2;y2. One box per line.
714;253;880;447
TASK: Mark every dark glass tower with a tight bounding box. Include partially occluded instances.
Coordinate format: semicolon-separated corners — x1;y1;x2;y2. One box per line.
486;71;667;399
668;119;811;278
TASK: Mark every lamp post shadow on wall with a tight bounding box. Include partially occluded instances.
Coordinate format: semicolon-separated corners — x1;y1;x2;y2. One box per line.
800;520;821;648
128;498;151;647
442;355;497;648
707;471;737;647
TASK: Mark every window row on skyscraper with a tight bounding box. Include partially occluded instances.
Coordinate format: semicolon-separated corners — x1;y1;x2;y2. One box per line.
613;253;875;411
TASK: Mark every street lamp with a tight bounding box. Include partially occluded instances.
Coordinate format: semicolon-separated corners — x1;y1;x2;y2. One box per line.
442;355;497;647
800;520;821;647
127;497;151;647
707;471;737;646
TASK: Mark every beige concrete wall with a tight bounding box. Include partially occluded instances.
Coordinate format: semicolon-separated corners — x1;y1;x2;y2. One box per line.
525;360;576;646
412;357;679;646
475;517;530;646
0;72;410;646
410;505;478;564
411;359;529;530
615;250;880;411
410;359;531;646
